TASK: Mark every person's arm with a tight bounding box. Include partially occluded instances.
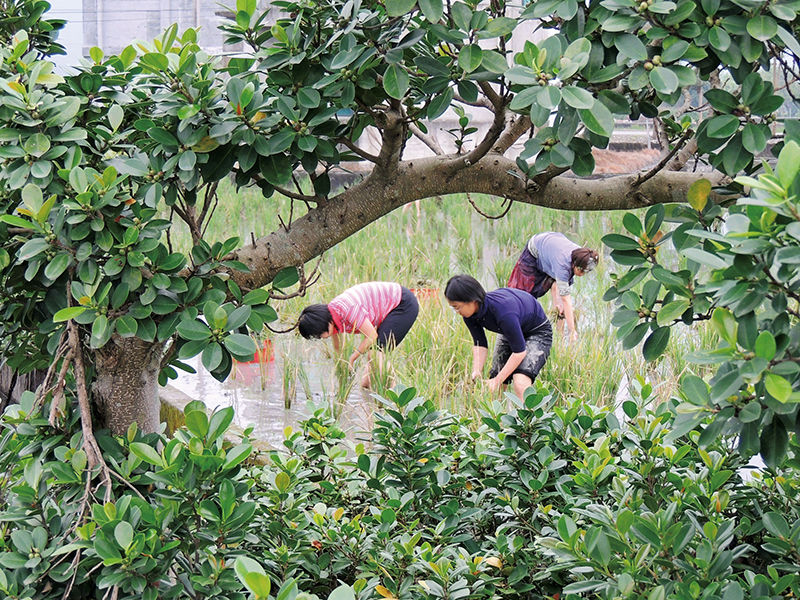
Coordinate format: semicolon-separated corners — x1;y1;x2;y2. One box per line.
472;345;488;380
562;294;578;341
350;318;379;368
550;283;563;315
488;352;527;392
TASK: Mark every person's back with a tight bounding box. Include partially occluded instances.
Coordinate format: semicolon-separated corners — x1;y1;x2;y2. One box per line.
481;288;547;337
528;232;580;284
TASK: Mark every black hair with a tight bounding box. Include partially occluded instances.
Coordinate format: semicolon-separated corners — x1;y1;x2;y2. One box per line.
298;304;333;339
444;275;486;304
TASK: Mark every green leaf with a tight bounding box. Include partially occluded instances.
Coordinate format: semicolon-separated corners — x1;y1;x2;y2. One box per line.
741;123;767;154
223;443;252;469
385;0;417;17
762;512;789;538
704;89;738;113
760;418;788;470
765;373;792;403
260;154;293;186
682;248;728;269
383;64;409;99
777;140;800;188
245;573;272;598
538;86;561;109
224;333;258;358
44;252;71;281
297;87;321;108
185;409;209;438
202;342;223;371
23;133;50;158
754;331;776;360
603;233;641;251
114;522;133;550
615;34;648;61
561;86;594;109
177;319;212;341
53;306;87;323
643;327;670;361
708;26;731;51
649;66;680;94
705;115;740;139
418;0;443;21
273;266;300;289
578;101;614;137
657;300;689;326
746;15;778;41
661;40;689;62
115;315;138;338
130;442;162;466
327;585;356;600
458;45;483;73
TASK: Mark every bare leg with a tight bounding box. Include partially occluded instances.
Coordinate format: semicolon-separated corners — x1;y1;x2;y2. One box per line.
511;373;533;400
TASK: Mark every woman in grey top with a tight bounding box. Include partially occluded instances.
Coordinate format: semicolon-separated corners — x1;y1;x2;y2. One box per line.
507;232;598;342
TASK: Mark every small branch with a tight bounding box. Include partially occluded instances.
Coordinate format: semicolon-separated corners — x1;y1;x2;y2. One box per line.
271;184;319;203
636;127;694;187
337;137;381;163
467;193;514;219
409;122;445;155
199;182;220;238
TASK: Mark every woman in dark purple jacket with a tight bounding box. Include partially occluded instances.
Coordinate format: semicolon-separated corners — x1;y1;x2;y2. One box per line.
445;275;552;400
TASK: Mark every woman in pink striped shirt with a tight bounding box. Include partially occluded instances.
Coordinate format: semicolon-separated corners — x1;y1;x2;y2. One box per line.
298;282;419;387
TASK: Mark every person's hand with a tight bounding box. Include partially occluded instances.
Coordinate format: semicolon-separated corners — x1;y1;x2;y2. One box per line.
555;298;565;316
487;377;502;393
471;370;481;381
570;329;579;342
349;351;361;369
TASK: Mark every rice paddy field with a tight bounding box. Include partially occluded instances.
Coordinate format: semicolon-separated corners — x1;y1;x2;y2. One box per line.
168;179;717;419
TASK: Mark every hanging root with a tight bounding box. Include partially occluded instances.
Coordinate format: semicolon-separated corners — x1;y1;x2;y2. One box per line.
67;321;113;502
467;192;514;219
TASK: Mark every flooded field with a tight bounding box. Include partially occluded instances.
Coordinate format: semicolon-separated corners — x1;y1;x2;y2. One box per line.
168;336;378;447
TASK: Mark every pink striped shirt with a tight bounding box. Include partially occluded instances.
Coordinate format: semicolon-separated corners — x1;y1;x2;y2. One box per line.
328;282;402;334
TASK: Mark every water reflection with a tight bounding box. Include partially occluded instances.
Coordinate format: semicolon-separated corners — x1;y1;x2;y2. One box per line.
167;338;376;448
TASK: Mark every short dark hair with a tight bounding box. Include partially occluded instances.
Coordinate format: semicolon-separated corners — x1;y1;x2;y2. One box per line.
444;275;486;304
571;248;599;272
298;304;333;339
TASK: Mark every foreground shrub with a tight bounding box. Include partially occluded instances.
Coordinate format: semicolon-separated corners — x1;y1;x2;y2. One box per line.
0;384;798;599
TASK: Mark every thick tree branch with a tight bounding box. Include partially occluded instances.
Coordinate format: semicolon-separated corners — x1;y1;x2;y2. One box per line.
374;103;406;175
228;153;731;291
494;114;531;154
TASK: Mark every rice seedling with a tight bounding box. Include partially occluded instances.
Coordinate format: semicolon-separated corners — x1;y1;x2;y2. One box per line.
166;178;710;419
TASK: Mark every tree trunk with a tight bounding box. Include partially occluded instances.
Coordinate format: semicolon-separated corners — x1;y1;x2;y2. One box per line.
93;336;165;435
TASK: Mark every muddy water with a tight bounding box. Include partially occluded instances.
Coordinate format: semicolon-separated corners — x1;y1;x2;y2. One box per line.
167;337;377;447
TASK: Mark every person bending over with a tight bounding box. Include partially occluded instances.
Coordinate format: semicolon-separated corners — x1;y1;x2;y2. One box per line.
298;281;419;388
507;231;598;342
445;275;552;400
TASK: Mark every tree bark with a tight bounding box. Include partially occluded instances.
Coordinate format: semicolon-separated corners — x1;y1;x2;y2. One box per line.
229;153;729;291
93;336;165;435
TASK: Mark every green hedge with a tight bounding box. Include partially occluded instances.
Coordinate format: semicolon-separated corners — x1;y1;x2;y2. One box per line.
0;384;798;599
